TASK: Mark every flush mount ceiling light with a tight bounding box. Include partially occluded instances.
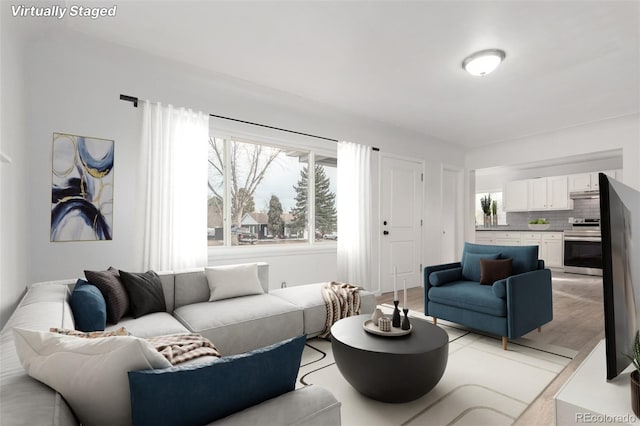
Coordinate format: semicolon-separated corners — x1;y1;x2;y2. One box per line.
462;49;506;76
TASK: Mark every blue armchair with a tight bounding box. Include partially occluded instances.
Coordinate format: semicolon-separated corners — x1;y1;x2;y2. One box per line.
424;242;553;350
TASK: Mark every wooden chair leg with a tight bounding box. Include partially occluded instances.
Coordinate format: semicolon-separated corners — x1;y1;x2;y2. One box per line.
502;336;508;350
433;317;438;326
537;327;541;333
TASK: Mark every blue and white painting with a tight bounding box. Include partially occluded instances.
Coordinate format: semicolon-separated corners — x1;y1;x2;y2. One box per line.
51;133;114;241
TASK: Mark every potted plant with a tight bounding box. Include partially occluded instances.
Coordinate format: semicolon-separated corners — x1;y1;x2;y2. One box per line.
491;200;498;227
627;331;640;417
480;194;492;227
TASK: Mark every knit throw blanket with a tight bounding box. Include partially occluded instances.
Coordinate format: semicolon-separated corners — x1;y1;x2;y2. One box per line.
319;282;361;339
146;333;221;365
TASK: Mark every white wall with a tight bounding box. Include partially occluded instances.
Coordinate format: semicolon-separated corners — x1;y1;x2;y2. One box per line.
466;114;640;189
465;115;639;243
0;8;31;327
16;28;463;302
475;155;623;192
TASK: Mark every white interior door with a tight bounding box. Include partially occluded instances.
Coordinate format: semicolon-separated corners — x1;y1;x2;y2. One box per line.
441;166;463;263
380;156;423;296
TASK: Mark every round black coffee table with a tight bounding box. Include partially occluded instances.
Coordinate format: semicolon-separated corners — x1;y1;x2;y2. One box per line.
330;314;448;403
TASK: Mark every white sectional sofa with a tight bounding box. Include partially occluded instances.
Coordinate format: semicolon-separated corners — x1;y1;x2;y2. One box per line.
0;263;377;426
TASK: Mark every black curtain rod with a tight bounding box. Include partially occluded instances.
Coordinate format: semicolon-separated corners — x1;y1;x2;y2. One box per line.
120;94;380;151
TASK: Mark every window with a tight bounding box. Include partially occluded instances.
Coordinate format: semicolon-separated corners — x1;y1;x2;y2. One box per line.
475;191;507;226
207;137;337;247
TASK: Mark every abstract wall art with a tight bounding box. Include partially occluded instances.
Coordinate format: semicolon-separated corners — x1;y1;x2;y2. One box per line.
51;133;114;241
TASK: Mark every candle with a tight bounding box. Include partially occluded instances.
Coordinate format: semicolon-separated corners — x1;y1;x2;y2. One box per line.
393;266;398;300
403;279;407;308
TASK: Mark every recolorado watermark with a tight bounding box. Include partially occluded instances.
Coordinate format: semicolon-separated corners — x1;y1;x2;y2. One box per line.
11;4;117;19
576;412;637;423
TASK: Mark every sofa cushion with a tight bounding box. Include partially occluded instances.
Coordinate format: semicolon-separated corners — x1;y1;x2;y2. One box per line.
69;279;106;332
173;294;303;355
461;252;500;282
428;281;507;317
463;242;539;276
84;267;129;324
212;385;341;426
479;258;513;285
205;263;264;301
107;312;190;338
119;270;167;318
269;284;328;337
13;328;171;426
128;335;306;426
429;267;463;287
270;283;377;337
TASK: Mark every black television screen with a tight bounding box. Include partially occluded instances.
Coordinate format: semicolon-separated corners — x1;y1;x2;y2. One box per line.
599;173;640;380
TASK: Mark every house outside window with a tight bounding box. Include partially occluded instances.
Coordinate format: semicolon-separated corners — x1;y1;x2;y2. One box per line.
207;137;337;247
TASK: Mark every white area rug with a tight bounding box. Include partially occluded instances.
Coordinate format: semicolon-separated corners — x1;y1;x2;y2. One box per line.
297;306;574;426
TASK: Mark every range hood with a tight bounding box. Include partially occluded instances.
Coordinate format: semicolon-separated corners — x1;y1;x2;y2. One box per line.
569;190;600;199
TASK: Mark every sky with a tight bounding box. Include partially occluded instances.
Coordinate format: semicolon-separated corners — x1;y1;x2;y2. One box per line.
208;140;337;213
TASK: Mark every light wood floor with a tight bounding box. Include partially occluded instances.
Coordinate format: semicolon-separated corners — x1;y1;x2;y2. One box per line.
377;271;604;425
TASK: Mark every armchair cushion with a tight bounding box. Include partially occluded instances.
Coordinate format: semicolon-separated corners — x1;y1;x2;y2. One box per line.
461;252;500;282
479;258;513;285
492;279;507;299
462;243;539;275
428;282;507;317
429;267;462;287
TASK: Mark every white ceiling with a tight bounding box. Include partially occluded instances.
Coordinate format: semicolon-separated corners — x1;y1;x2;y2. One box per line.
62;1;639;148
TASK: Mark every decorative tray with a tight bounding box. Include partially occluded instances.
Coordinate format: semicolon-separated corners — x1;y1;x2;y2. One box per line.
362;319;412;337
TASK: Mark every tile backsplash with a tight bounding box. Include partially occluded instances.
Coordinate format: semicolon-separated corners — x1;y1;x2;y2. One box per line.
505;198;600;230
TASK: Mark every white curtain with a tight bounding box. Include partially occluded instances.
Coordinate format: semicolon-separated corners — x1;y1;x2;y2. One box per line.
139;101;209;271
337;141;371;287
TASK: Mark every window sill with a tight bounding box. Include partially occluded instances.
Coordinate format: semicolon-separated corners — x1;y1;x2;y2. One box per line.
207;243;337;262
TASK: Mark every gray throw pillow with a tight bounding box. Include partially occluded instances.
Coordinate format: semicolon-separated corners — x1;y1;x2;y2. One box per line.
119;270;166;318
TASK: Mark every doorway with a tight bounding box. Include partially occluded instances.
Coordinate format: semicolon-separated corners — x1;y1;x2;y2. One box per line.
380;155;424;295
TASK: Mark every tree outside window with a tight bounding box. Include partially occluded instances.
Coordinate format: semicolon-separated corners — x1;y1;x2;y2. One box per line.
207;137;337;246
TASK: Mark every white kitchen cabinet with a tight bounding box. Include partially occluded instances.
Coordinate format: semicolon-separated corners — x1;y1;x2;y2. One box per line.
528;178;548;210
522;232;542;248
568;173;592;192
494;232;522;246
547;176;570;209
504;180;529;212
541;233;563;268
475;232;494;245
528;176;570;211
569;170;619;192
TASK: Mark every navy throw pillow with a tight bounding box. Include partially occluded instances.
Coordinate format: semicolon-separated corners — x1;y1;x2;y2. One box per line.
461;252;501;282
128;335;306;426
69;279;107;332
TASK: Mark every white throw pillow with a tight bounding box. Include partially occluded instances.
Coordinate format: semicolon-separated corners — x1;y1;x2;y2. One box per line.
205;263;264;301
13;328;171;426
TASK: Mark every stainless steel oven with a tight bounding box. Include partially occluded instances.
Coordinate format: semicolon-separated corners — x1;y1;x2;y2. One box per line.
564;219;602;276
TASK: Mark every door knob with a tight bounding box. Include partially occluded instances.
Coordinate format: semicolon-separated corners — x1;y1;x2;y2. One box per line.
383;231;389;235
